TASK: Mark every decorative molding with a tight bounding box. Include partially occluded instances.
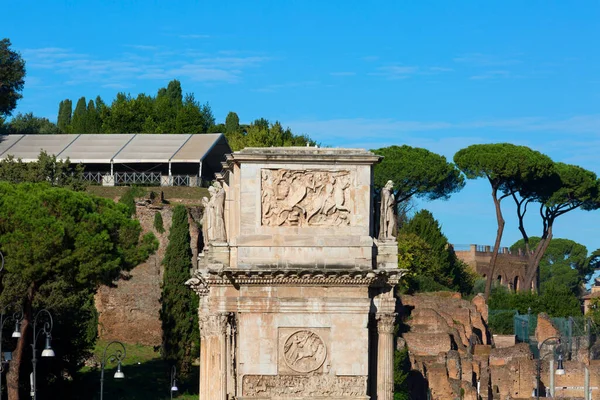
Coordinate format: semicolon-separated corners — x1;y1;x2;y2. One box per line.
185;275;210;296
199;313;228;338
376;313;397;334
242;375;367;397
187;268;405;290
261;169;353;227
283;330;327;373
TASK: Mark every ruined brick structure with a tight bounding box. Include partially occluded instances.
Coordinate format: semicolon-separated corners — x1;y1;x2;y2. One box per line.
95;198;201;346
401;293;600;399
454;244;532;291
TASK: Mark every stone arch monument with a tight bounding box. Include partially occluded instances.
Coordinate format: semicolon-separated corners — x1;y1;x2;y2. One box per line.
187;147;405;400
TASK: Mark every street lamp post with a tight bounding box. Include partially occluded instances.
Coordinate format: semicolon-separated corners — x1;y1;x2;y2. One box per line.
99;340;126;400
170;365;178;399
0;304;23;400
31;309;55;400
534;336;565;400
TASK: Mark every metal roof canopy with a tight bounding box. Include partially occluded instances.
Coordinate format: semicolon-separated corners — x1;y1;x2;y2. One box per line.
0;134;25;157
170;133;223;162
112;134;192;163
1;134;80;162
58;134;135;163
0;133;230;164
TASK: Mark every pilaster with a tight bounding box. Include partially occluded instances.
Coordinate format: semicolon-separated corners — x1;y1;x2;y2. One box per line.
199;313;229;400
376;313;396;400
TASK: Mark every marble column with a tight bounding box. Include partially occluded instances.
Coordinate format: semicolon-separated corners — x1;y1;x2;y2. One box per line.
199;313;228;400
376;312;396;400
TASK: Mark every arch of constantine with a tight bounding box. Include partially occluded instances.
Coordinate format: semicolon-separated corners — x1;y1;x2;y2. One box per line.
187;147;404;400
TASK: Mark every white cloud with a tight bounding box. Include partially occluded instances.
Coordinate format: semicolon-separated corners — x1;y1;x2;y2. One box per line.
453;53;521;66
286;115;600;160
22;46;271;86
369;65;419;79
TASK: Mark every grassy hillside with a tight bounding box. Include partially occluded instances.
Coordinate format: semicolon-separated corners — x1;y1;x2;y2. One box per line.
87;186;209;206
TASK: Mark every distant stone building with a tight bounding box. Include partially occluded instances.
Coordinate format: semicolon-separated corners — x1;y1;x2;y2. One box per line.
582;277;600;312
454;244;532;291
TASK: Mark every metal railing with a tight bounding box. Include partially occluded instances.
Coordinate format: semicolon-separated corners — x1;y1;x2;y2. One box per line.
82;172;205;187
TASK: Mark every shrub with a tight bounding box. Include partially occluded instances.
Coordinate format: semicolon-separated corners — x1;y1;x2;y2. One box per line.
153;211;165;233
118;186;146;216
487;310;516;334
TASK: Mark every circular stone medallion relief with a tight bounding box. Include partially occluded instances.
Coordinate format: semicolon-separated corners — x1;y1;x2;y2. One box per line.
283;330;327;373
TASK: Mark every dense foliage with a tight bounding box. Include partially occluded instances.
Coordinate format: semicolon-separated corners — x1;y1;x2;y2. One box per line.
511;237;600;296
0;151;86;190
393;347;410;400
398;210;475;294
52;80;315;150
0;38;26;118
455;143;568;298
372;145;465;203
0;182;157;398
0;112;60;134
488;283;582;318
118;186;146;216
153;211;165;234
160;205;199;378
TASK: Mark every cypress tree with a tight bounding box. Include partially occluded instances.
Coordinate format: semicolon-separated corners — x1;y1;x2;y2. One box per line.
86;99;102;133
71;96;87;133
225;111;240;134
57;99;72;133
154;211;165;233
160;205;199;377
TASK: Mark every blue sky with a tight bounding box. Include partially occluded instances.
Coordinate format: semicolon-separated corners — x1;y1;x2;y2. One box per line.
4;1;600;254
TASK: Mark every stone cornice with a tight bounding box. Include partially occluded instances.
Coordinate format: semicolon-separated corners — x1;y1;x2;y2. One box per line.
186;267;406;296
228;147;382;165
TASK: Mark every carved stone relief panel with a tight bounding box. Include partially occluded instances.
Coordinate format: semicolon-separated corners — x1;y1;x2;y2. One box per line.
261;169;353;227
242;374;368;397
278;327;330;375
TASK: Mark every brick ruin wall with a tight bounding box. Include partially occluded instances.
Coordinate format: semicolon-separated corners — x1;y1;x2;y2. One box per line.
94;201;201;346
454;244;531;291
401;292;600;399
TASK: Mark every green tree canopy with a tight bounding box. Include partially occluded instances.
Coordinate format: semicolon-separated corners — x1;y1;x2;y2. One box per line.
489;282;581;318
373;145;465;204
160;205;199;378
0;38;26;117
454;143;555;299
0;112;59;134
511;237;600;296
71;96;87;133
398;210;474;294
512;162;600;291
0;182;157;398
0;151;86;190
57;99;73;133
225;111;240;134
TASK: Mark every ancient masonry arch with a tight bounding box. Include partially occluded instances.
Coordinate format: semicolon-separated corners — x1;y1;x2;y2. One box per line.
187;147;405;400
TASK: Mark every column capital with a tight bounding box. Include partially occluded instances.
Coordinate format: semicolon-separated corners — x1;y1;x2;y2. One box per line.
376;313;397;334
199;313;228;338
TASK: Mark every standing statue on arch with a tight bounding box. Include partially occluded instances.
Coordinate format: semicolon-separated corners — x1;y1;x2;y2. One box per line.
378;180;397;241
206;182;227;243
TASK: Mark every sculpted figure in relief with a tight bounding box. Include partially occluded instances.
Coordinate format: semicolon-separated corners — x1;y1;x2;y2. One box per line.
379;180;397;240
203;183;227;245
242;375;367;397
261;169;352;227
283;330;327;373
